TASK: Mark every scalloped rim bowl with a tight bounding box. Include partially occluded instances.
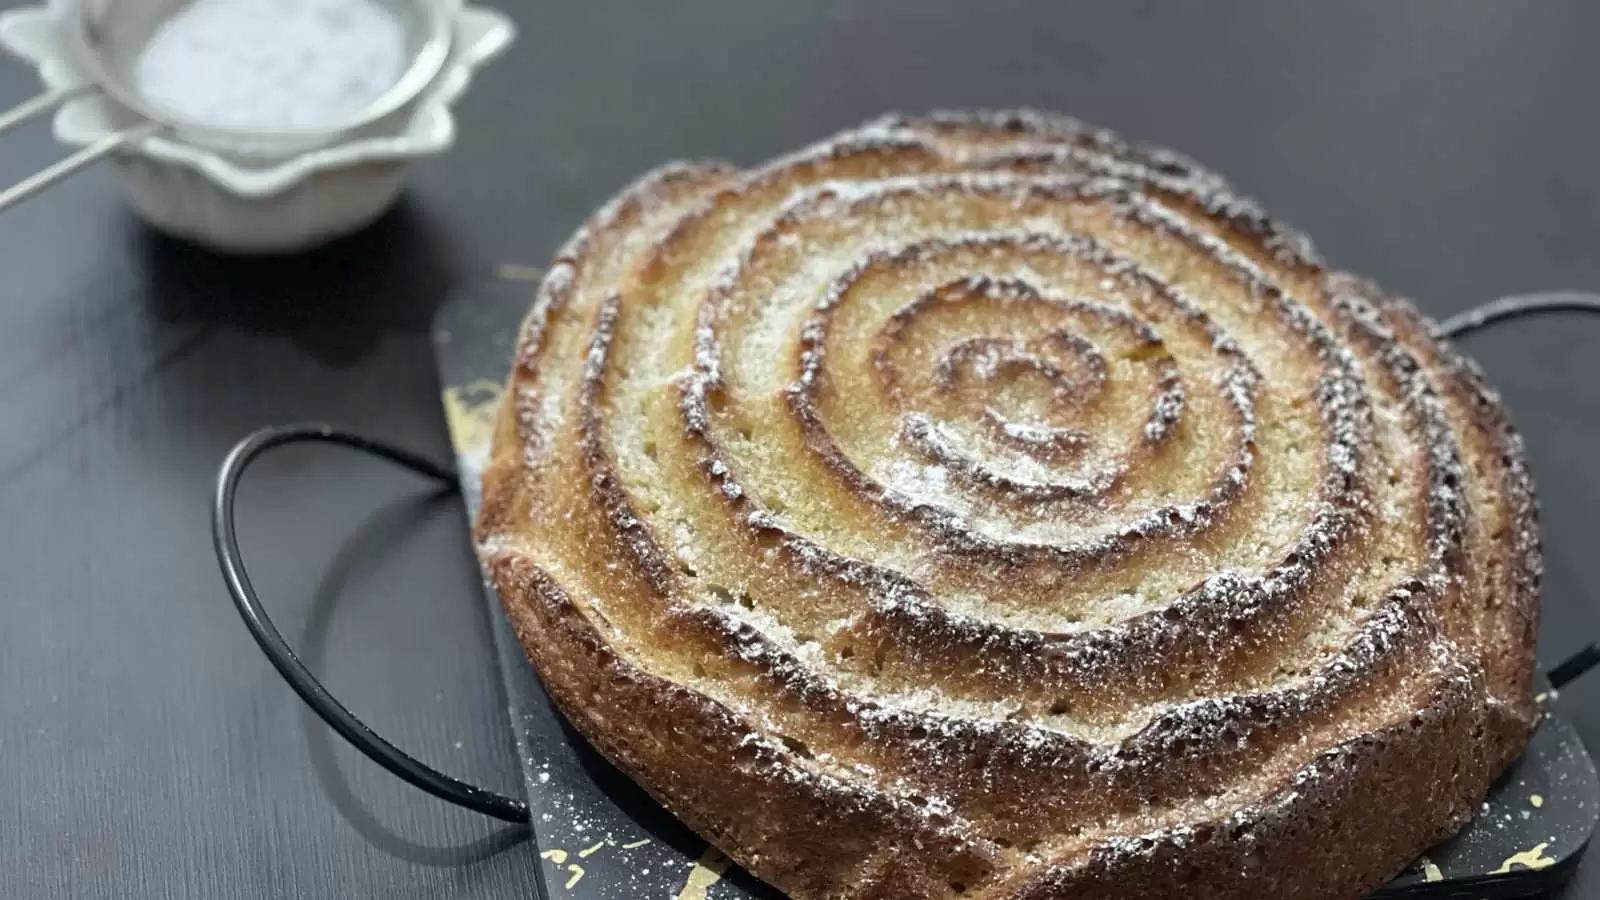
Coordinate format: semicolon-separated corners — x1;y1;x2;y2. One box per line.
0;0;515;252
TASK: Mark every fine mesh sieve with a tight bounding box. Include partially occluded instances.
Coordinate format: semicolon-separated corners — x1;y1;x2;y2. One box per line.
0;0;454;210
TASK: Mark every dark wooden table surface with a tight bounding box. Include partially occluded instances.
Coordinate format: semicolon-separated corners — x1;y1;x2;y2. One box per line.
4;1;1600;897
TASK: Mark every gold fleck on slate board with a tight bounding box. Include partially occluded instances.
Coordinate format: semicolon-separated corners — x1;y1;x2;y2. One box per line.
433;274;1598;899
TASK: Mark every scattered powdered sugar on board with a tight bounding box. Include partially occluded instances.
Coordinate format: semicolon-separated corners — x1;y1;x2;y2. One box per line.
134;0;407;132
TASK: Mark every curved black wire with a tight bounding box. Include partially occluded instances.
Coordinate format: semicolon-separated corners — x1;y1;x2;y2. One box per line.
1441;292;1600;689
212;423;530;824
1435;291;1600;341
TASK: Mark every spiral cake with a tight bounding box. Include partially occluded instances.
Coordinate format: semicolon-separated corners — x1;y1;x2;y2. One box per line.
476;111;1539;900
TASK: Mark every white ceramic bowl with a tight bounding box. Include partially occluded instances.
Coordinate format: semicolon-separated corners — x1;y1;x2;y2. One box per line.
0;0;514;253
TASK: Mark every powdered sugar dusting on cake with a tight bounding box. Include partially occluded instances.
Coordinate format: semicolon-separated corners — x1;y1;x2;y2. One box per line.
477;110;1540;897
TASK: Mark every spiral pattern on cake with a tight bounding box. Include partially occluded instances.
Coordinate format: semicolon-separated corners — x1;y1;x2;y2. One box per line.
476;111;1539;900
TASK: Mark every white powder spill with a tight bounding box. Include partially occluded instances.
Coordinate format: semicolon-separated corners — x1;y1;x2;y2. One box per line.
134;0;407;132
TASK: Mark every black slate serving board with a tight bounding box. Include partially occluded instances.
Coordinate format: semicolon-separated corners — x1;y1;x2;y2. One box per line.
433;275;1599;899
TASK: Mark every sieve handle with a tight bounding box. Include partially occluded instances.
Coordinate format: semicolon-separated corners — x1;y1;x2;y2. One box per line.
0;85;158;214
0;121;159;214
0;84;88;136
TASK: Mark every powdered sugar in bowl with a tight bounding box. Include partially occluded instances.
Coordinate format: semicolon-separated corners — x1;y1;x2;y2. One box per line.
135;0;417;140
0;0;514;252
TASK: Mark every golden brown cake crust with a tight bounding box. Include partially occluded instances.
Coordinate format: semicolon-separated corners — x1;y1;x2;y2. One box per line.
475;110;1539;900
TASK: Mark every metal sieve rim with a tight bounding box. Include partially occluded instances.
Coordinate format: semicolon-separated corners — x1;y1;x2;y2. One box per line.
67;0;456;149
